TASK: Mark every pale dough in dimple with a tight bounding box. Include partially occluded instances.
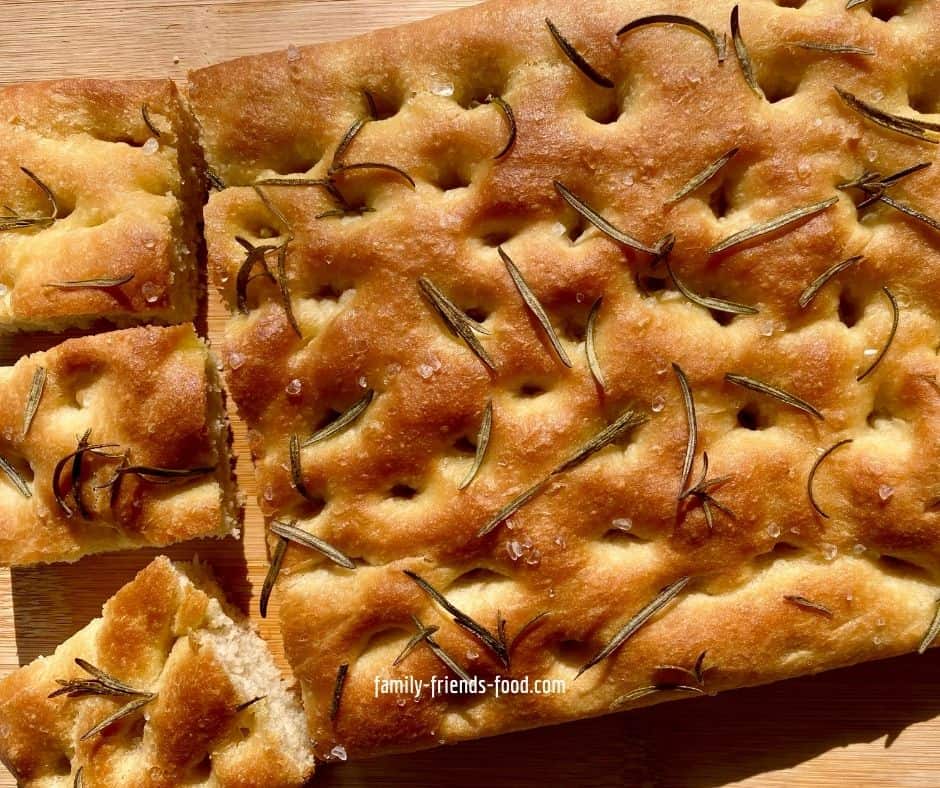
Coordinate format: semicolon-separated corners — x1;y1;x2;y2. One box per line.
191;0;940;758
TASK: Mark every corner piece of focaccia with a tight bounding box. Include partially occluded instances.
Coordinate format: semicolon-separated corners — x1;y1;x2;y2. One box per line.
190;0;940;760
0;78;204;332
0;324;240;565
0;556;316;787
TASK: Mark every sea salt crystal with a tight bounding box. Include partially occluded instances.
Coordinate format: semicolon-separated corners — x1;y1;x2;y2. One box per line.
767;523;782;539
876;617;886;627
286;44;301;62
853;543;866;555
813;117;823;128
863;347;878;357
524;548;542;567
285;378;303;396
821;543;838;561
576;292;586;303
873;634;883;646
554;534;567;548
655;360;669;376
651;395;665;413
430;82;454;97
330;745;347;761
141;281;162;303
612;517;633;532
142;137;159;155
871;88;885;101
418;363;434;379
229;352;245;370
358;375;368;388
552;221;567;236
466;649;480;660
878;484;894;501
263;485;274;502
507;540;524;560
760;321;775;337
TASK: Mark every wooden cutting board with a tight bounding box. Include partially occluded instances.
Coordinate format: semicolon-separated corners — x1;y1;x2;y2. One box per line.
1;2;939;785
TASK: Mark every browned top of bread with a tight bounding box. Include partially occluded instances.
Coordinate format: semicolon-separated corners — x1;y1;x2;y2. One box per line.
190;0;940;758
0;78;203;332
0;324;239;566
0;556;315;787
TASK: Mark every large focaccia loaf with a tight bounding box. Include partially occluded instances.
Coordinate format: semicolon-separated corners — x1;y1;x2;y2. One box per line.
0;78;203;332
189;0;940;758
0;556;316;787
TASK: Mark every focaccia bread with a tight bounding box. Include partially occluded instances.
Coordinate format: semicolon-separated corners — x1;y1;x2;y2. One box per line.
0;324;240;565
0;556;316;787
0;78;203;332
190;0;940;758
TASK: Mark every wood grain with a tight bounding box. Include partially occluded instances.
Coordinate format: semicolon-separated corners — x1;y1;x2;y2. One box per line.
1;2;939;786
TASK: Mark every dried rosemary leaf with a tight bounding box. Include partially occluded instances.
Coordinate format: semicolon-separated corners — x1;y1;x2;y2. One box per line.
666;147;739;204
709;196;838;254
253;177;334;189
274;241;302;337
22;366;46;437
418;276;496;372
498;247;572;367
617;15;727;63
846;0;869;7
856;286;898;381
330;162;416;188
554;181;659;254
807;438;853;519
655;650;708;685
45;274;135;289
412;615;474;683
459;399;493;490
679;451;736;530
253;185;293;241
725;373;823;419
270;519;356;570
878;194;940;234
303;390;374;447
476;478;549;537
796;42;873;55
330;663;349;722
259;535;288;619
783;594;834;618
611;683;704;708
234;237;277;313
50;658;150;699
673;363;697;497
105;464;215;484
393;621;440;666
798;255;863;308
71;429;92;519
665;259;758;315
485;95;517;159
552;408;647;476
331;117;369;170
507;611;550;655
585;297;606;390
52;437;121;516
141;104;162;138
206;167;226;191
404;570;509;667
0;455;31;498
834;87;939;144
74;767;83;788
918;599;940;654
730;6;763;99
577;576;691;678
80;694;155;741
288;433;317;503
545;17;614;88
0;167;58;232
234;696;265;712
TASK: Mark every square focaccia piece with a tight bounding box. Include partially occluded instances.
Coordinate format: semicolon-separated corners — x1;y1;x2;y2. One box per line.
191;0;940;759
0;556;315;787
0;324;240;565
0;78;203;332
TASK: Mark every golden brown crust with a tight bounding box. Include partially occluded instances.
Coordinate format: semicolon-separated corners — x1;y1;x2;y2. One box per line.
0;324;239;566
0;556;315;787
0;78;204;332
191;0;940;758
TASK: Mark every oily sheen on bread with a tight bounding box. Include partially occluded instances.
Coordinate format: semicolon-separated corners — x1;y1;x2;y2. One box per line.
190;0;940;758
0;78;203;332
0;556;315;787
0;324;239;565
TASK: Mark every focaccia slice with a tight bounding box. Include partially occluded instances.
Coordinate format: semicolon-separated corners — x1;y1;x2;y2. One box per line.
0;78;203;332
0;556;315;787
0;324;240;565
190;0;940;759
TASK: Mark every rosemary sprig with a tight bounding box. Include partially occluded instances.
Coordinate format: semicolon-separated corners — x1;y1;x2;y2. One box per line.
835;87;939;144
289;433;317;503
551;408;647;476
412;614;473;683
80;694;155;741
545;17;614;88
878;194;940;234
665;259;758;315
251;186;301;335
673;363;697;497
50;658;149;699
259;535;287;618
234;237;277;313
796;42;873;55
585;297;606;390
498;247;572;367
553;181;660;254
0;455;31;498
45;274;135;289
725;373;824;419
459;399;493;490
303;390;374;447
918;599;940;654
331;117;369;170
98;464;215;486
485;95;516;159
0;167;59;232
856;286;898;381
273;241;301;337
783;595;834;618
798;255;862;308
611;684;704;708
330;162;416;188
404;570;509;667
679;451;735;531
617;15;727;62
476;478;549;537
270;519;356;570
52;431;121;518
22;367;46;438
577;576;691;678
253;176;334;190
807;438;853;518
666;147;739;204
708;197;838;254
731;6;763;99
393;620;440;666
141;104;162;138
418;276;496;371
330;663;349;722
